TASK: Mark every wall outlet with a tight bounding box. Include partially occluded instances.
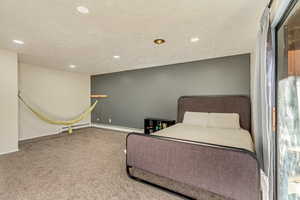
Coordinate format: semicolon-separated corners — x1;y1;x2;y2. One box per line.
96;118;100;121
108;118;112;124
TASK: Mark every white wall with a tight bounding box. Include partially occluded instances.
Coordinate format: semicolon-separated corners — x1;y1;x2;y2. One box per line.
19;63;90;140
0;49;19;154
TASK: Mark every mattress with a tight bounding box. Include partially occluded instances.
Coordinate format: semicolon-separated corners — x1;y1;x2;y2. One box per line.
154;123;254;152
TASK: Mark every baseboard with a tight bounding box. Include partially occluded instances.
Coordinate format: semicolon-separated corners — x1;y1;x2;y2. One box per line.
19;123;92;141
19;129;61;141
18;123;141;144
0;148;19;156
61;123;91;132
92;123;144;133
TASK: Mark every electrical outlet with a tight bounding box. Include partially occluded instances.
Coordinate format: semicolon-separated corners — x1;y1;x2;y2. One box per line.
108;118;112;124
96;118;100;121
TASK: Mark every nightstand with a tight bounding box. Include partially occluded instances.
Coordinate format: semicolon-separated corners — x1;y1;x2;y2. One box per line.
144;118;176;134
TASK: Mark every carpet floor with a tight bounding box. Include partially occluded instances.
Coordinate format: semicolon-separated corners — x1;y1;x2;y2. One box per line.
0;128;185;200
0;128;227;200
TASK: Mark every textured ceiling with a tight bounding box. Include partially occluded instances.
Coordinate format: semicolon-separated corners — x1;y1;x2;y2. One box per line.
0;0;268;75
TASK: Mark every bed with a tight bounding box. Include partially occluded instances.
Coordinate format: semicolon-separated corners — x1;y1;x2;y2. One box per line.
126;96;260;200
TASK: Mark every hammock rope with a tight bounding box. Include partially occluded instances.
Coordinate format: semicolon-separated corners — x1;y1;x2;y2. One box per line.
18;93;98;134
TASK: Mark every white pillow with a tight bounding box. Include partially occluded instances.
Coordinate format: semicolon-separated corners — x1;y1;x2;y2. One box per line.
183;112;209;127
207;113;240;129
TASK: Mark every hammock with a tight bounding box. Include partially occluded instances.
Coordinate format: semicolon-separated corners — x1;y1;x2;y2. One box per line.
18;93;98;134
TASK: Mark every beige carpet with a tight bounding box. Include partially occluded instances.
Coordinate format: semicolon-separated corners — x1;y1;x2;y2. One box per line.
0;128;226;200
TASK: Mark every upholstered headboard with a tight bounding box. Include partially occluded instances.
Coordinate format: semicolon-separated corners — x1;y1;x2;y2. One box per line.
177;96;251;133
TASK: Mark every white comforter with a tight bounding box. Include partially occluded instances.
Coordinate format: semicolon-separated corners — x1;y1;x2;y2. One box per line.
154;123;254;152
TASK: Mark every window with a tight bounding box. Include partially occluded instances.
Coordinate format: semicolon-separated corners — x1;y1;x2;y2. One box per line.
276;1;300;199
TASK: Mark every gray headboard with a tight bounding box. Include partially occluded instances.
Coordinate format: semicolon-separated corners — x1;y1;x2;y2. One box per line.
177;96;251;133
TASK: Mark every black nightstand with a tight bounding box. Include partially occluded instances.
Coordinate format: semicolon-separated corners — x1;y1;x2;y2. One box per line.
144;118;176;134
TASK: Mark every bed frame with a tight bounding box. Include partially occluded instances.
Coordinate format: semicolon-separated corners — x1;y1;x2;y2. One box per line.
126;96;260;200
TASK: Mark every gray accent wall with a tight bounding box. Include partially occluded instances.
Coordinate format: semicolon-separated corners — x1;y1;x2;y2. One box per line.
91;54;250;129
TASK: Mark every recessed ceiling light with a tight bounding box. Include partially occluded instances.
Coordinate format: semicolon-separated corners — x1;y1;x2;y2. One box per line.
190;37;199;43
77;6;89;14
13;40;24;45
154;39;165;45
113;55;120;59
69;64;76;69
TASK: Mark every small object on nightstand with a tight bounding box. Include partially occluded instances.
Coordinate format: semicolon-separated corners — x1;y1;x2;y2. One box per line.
162;123;167;129
144;118;176;134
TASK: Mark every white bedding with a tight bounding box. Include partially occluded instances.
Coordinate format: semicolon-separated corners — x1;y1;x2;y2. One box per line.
154;123;254;152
